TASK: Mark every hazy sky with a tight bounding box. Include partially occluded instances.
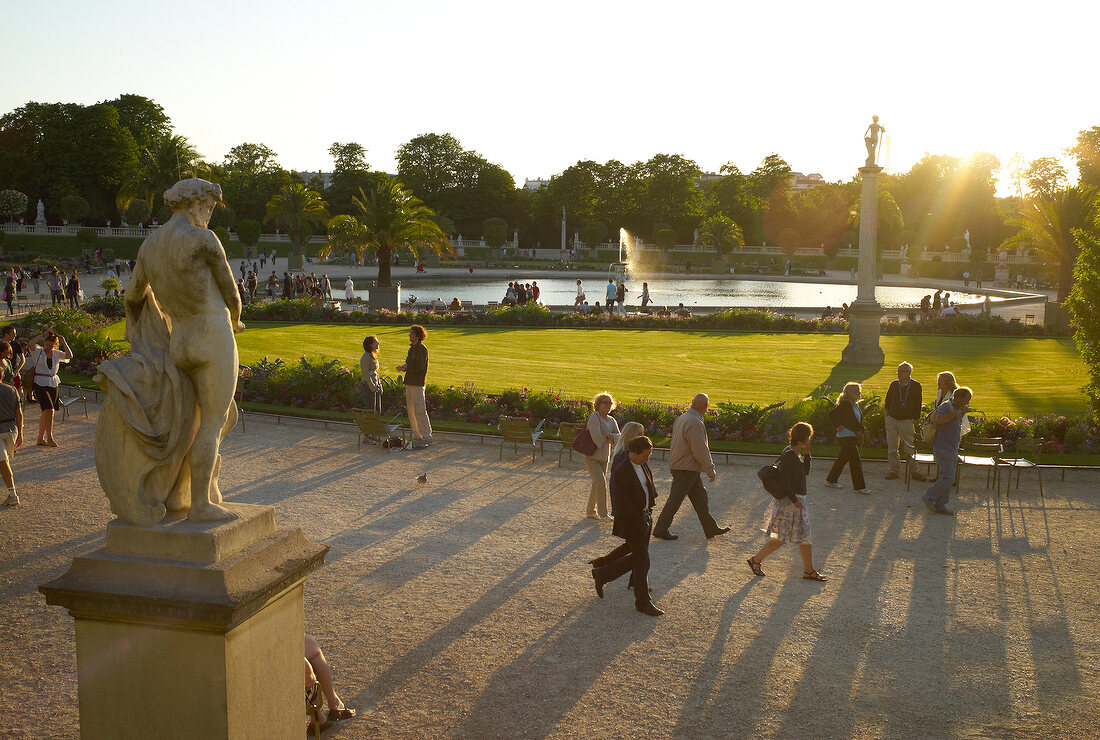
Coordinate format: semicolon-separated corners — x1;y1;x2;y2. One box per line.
3;0;1094;193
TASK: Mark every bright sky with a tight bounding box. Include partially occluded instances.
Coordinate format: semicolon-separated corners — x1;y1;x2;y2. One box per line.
3;0;1094;195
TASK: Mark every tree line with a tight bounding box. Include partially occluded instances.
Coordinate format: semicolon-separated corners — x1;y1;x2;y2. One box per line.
1;95;1098;299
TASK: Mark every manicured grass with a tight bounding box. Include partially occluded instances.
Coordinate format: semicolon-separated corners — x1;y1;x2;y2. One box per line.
104;321;1086;417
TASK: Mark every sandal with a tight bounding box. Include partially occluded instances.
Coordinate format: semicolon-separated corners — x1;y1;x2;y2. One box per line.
327;706;356;723
803;570;827;582
747;557;765;577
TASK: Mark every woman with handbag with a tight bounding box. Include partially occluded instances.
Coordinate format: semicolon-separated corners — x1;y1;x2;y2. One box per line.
825;382;871;494
582;392;620;522
360;335;382;413
748;422;826;581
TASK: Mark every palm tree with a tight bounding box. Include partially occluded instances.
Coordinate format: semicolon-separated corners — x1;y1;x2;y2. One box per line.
319;179;451;286
265;183;329;257
120;135;202;212
697;215;744;253
1004;185;1099;302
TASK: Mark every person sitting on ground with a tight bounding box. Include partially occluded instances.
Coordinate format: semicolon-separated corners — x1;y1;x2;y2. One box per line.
940;304;957;317
821;306;835;319
579;300;591;314
305;635;356;733
674;303;692;317
449;297;462;310
433;297;445;311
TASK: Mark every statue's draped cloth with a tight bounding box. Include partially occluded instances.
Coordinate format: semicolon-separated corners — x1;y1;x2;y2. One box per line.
94;287;233;525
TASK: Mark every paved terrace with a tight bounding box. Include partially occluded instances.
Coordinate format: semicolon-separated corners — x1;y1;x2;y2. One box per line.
2;406;1097;738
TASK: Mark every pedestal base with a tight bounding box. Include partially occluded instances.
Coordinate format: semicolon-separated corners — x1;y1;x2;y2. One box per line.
369;284;401;311
842;301;886;366
40;503;328;740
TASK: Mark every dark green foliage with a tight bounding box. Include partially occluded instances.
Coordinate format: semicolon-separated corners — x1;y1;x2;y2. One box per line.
212;226;230;246
236;219;261;246
76;228;98;244
483;217;508;248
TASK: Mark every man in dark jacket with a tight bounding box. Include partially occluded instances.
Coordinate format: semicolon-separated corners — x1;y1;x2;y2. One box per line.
590;436;664;616
884;361;924;481
397;324;432;448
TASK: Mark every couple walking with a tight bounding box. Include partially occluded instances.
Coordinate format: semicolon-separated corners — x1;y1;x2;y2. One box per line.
587;393;731;617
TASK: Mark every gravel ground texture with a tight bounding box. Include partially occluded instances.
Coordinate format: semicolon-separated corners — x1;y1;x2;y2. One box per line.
1;405;1098;739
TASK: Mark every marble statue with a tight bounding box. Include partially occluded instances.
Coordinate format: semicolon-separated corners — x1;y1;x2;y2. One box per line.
864;116;885;167
36;199;45;222
964;229;971;249
94;178;244;525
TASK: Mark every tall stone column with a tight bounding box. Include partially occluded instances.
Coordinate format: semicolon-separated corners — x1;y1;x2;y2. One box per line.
40;504;328;739
841;164;885;365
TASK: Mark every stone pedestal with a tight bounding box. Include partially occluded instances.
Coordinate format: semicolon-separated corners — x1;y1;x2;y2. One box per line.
842;165;885;366
369;284;400;311
40;503;328;740
287;253;305;272
842;302;886;365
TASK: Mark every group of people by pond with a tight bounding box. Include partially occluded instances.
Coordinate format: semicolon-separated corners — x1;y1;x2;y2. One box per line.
500;280;541;306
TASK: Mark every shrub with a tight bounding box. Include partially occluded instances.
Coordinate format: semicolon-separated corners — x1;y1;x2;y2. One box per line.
237;219;261;247
212;227;231;246
124;199;151;225
60;195;90;222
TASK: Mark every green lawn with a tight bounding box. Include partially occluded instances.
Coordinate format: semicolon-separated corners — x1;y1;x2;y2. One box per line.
105;321;1085;417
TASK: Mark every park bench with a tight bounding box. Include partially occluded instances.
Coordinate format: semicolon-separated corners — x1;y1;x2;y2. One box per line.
995;438;1044;496
350;409;408;450
499;416;545;461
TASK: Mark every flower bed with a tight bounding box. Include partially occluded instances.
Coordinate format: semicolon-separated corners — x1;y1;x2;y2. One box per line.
230;357;1098;453
239;299;1064;337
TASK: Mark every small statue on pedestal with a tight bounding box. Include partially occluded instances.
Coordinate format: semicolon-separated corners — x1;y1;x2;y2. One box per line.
864;116;885;167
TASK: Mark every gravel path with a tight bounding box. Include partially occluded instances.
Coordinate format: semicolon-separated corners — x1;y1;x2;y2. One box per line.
2;405;1097;739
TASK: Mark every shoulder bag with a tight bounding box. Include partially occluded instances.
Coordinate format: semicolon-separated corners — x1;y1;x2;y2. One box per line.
572;427;597;456
757;457;788;499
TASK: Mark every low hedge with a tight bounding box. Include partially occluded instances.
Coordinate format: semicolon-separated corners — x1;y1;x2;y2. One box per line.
239;299;1064;337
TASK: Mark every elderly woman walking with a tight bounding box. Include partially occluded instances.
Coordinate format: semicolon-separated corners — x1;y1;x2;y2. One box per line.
825;382;871;494
582;392;620;522
748;422;826;581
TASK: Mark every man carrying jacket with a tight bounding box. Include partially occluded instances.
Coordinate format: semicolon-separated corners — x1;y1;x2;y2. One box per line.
884;361;924;481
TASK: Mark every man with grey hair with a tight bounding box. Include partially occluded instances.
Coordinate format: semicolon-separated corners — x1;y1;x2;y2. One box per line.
884;361;923;481
652;393;730;540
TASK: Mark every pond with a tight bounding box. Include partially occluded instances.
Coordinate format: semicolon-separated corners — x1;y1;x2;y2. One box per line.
364;276;1002;310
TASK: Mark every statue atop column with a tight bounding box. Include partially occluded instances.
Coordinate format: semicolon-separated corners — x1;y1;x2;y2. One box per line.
95;178;244;525
864;115;885;167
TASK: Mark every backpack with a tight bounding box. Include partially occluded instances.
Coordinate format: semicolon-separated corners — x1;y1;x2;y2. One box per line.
828;400;843;427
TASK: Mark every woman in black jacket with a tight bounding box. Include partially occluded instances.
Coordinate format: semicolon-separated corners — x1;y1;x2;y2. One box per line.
825;382;870;494
748;421;826;581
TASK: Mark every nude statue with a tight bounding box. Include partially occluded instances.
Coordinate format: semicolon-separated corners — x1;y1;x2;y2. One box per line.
864;115;885;166
95;178;243;524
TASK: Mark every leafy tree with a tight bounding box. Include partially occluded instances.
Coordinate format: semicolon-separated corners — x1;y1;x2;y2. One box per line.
748;154;792;202
793;182;852;253
105;94;171;149
654;228;678;250
59;194;90;222
696;215;743;253
0;190;28;221
431;212;456;235
1004;186;1099;302
710;163;762;244
77;228;97;244
849;190;905;251
1024;157;1068;198
124;198;151;225
483;217;509;248
777;227;801;256
1069;126;1100;188
265;183;328;256
579;221;609;248
212;227;230;247
1065;226;1100;417
638;154;703;238
236;219;261;247
215;142;290;223
329;142;368;174
318;179;450;287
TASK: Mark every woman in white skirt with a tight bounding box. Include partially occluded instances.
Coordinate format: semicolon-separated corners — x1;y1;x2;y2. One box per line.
747;421;827;581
